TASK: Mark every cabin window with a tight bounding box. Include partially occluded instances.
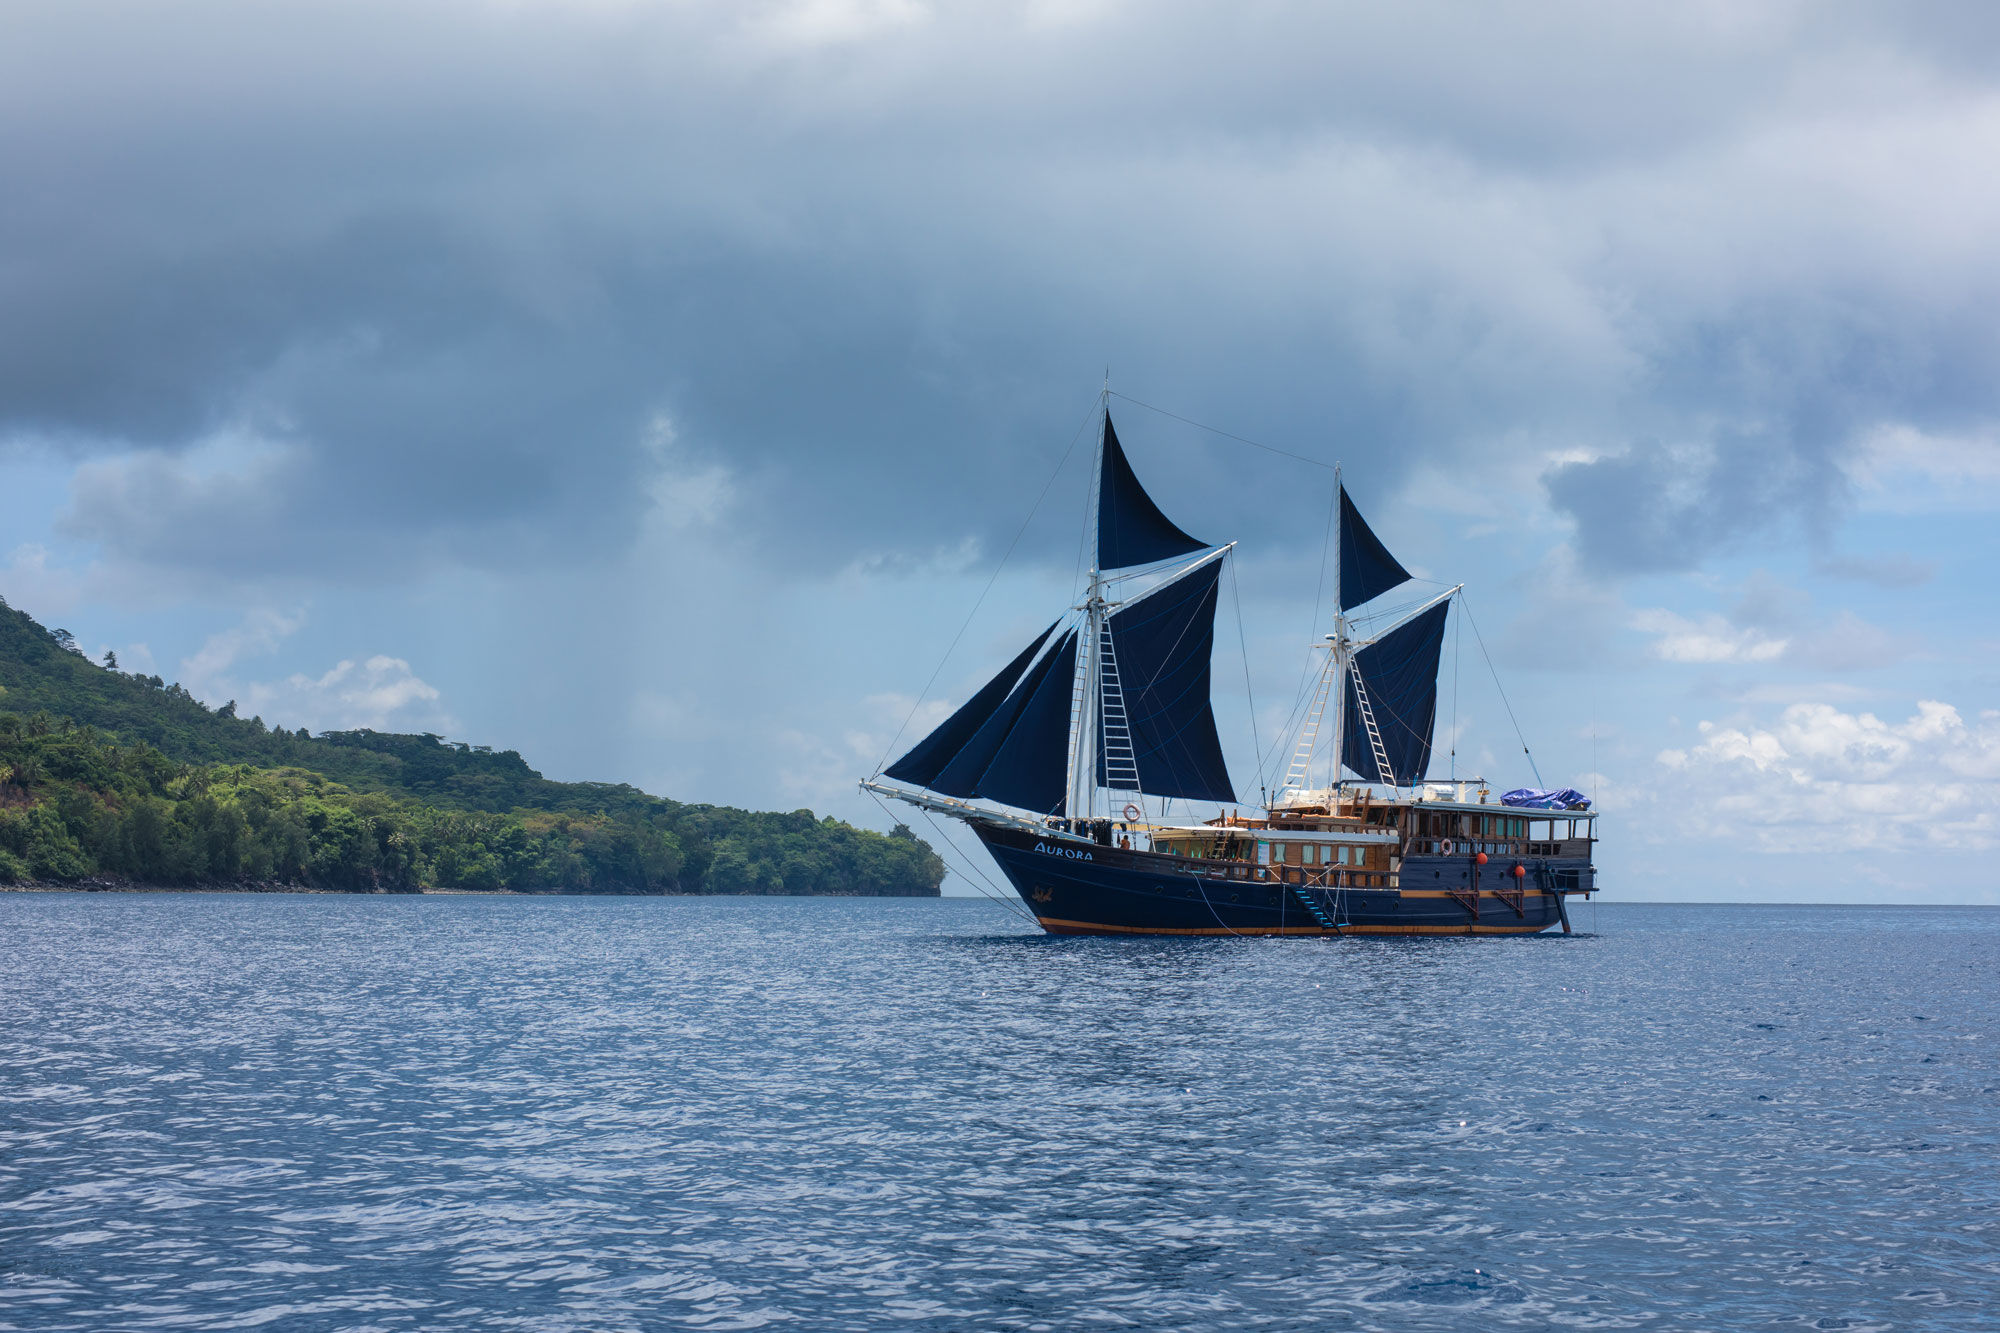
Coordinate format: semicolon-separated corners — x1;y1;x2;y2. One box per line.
1257;841;1270;864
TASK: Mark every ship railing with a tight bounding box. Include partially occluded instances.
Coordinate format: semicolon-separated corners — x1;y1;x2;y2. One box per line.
1163;855;1391;889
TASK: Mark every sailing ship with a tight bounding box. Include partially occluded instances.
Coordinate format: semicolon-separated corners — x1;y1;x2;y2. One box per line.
863;401;1597;935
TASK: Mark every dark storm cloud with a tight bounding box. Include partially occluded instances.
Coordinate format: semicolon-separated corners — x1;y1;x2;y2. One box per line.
4;0;1999;582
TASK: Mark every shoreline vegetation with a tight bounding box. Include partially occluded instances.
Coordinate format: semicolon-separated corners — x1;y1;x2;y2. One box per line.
0;879;929;896
0;598;944;897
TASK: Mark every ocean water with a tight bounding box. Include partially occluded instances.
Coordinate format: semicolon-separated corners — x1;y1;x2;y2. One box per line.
0;895;1993;1332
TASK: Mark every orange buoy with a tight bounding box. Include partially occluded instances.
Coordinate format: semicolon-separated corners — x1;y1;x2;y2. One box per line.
1512;864;1526;879
1475;852;1488;866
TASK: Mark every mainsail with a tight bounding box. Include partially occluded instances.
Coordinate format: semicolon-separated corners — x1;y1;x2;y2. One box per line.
1096;558;1236;803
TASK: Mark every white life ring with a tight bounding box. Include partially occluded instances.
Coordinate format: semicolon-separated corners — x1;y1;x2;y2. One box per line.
1122;803;1142;823
1439;838;1455;855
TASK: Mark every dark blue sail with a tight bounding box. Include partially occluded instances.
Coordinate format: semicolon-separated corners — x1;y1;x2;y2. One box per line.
931;629;1074;800
1338;485;1413;610
1340;600;1449;786
884;621;1058;791
1097;414;1209;570
1098;560;1236;804
973;629;1081;814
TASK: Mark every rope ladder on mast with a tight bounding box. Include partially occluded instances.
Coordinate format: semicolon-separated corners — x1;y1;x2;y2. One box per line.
1097;619;1141;797
1349;670;1396;788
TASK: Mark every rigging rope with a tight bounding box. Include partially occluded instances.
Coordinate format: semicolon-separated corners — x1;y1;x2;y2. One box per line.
1455;592;1546;789
872;395;1100;777
1192;872;1252;938
866;788;1039;926
1107;391;1337;472
1227;556;1265;805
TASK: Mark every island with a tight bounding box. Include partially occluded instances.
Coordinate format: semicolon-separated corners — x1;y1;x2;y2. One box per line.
0;597;943;896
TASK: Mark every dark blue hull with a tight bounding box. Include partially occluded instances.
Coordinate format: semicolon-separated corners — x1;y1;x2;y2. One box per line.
973;822;1590;936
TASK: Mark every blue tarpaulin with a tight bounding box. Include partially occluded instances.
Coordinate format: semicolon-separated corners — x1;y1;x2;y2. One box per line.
1500;788;1591;810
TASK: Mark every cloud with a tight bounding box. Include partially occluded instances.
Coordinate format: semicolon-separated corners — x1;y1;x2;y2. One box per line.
757;0;930;47
171;608;450;734
1;544;86;616
1842;422;2000;514
3;0;1998;590
179;607;307;695
244;656;448;735
1654;699;2000;853
1631;608;1788;664
1632;576;1908;672
1812;552;1935;588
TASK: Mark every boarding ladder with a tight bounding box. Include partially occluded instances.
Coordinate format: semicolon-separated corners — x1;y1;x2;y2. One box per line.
1290;883;1342;934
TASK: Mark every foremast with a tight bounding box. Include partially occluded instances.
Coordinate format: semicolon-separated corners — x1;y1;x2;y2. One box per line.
871;396;1235;830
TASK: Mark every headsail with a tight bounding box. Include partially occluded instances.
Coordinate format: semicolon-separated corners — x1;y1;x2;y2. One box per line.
1097;414;1209;570
1095;557;1236;804
1340;600;1449;786
1338;484;1412;610
973;629;1082;814
930;628;1079;812
884;621;1058;790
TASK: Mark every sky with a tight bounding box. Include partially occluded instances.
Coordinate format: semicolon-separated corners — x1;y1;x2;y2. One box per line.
3;0;1997;903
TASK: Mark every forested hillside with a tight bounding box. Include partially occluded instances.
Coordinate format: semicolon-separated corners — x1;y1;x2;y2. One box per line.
0;598;942;894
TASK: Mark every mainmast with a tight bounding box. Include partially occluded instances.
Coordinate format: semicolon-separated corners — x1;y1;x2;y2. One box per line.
1328;465;1346;800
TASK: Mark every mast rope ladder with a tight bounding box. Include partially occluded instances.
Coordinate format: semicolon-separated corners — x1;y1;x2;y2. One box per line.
1350;671;1396;788
1281;655;1335;793
1097;621;1142;794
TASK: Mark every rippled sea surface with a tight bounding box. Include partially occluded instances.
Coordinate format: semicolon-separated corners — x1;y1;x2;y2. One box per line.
2;895;1995;1332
